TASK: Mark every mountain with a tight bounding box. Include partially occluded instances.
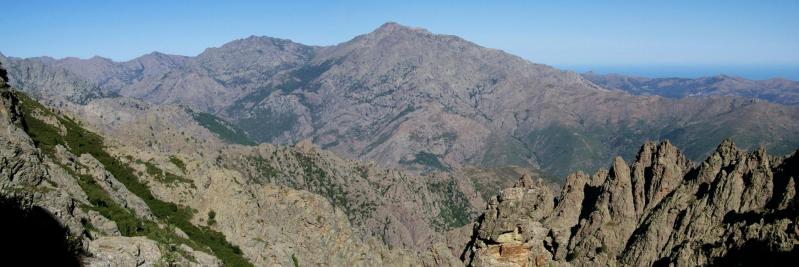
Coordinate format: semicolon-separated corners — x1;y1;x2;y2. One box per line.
465;139;799;266
4;59;799;266
0;65;466;265
0;53;107;105
584;72;799;105
4;22;799;179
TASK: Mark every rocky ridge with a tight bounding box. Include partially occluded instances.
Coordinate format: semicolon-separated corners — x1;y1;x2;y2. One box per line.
465;140;799;266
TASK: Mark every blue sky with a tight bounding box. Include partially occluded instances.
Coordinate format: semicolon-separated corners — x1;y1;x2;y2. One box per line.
1;0;797;79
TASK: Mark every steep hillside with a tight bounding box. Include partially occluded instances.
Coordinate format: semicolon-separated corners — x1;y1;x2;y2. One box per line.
4;23;799;179
57;93;485;251
465;140;799;266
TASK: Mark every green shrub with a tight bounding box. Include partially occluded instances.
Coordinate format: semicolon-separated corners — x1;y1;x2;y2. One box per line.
207;210;216;226
429;180;472;228
144;161;195;187
169;156;186;173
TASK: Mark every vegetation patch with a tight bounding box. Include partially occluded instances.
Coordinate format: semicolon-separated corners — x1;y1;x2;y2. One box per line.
144;161;195;188
207;210;217;226
293;152;377;222
282;59;337;93
237;108;298;143
400;151;450;171
428;179;473;229
189;110;255;145
291;254;300;267
17;91;252;266
169;155;187;173
294;152;348;209
385;105;416;125
248;156;283;183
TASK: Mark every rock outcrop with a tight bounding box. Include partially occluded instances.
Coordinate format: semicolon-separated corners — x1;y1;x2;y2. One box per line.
465;140;799;266
1;82;224;265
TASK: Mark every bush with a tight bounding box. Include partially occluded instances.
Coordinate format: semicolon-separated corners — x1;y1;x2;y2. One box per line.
207;210;217;226
169;156;186;173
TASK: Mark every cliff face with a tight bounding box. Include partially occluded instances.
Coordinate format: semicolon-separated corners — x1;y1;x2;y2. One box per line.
0;82;223;265
465;140;799;266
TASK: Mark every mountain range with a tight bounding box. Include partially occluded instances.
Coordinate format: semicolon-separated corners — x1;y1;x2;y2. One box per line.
2;22;799;266
584;72;799;105
3;67;798;266
3;22;799;178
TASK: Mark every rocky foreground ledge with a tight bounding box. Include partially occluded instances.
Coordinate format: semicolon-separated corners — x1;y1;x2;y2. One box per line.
464;140;799;266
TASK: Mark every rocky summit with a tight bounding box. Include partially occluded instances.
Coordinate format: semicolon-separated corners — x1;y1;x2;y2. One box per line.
465;140;799;266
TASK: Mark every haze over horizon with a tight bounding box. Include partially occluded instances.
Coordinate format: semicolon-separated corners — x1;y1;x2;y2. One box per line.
2;0;798;80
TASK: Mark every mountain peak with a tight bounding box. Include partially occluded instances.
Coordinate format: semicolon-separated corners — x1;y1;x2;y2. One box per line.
376;22;405;30
370;22;431;36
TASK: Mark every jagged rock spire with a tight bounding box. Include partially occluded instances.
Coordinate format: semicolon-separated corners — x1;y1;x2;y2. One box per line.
466;139;799;266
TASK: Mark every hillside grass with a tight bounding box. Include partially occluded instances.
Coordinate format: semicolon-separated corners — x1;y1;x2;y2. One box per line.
169;155;187;173
16;91;252;267
144;161;195;188
428;179;472;228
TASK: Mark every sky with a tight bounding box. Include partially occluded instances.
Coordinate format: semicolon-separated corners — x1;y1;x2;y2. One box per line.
1;0;798;79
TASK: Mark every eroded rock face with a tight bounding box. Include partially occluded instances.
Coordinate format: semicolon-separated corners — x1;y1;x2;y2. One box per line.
466;140;799;266
0;85;222;265
466;175;554;266
85;236;163;267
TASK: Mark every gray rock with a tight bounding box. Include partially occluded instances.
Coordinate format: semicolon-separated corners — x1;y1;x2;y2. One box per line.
84;236;162;267
466;139;799;266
